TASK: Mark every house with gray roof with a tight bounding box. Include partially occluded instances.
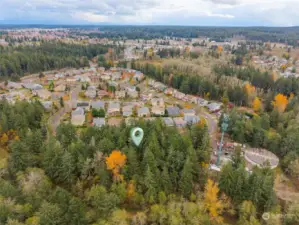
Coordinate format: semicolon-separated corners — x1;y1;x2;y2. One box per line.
163;117;175;127
166;106;181;117
207;102;222;112
184;115;200;125
41;101;53;111
72;107;84;116
71;107;85;126
23;83;43;90
182;108;196;116
108;102;121;116
93;118;106;128
91;101;105;110
138;107;150;117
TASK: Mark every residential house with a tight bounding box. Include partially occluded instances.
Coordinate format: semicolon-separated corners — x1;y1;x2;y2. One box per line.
71;107;85;126
41;101;53;111
108;81;118;88
90;75;100;84
108;102;121;116
184;115;200;125
125;85;136;92
55;73;65;79
154;83;167;92
34;89;51;100
93;118;106;128
98;90;109;98
186;95;198;104
85;86;97;99
138;107;150;117
115;91;126;99
164;88;174;95
98;67;105;73
100;74;111;81
140;93;152;101
207;102;222;113
166;106;181;117
54;84;66;92
66;77;77;84
127;90;138;98
197;97;208;106
182;108;196;116
80;76;91;83
163;117;174;127
91;101;105;110
77;101;90;110
123;101;144;107
6;82;23;89
111;72;122;80
122;105;133;117
173;117;186;127
23;83;43;90
151;98;165;107
173;91;186;100
133;71;144;82
152;106;165;116
72;107;85;116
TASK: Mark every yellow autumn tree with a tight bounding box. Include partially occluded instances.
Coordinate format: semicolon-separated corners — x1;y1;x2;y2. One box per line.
272;93;288;113
0;133;9;146
203;179;224;224
252;97;262;112
127;180;135;200
106;150;127;181
244;83;256;105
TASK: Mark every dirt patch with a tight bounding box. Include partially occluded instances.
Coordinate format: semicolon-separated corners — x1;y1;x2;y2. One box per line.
274;171;299;203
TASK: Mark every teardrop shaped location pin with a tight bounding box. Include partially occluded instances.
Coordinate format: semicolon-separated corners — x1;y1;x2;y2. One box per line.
130;127;144;146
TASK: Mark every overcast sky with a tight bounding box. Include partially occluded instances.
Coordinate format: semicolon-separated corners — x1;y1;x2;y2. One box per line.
0;0;298;26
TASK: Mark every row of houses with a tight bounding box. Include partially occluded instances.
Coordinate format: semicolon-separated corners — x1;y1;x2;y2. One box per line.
148;80;223;112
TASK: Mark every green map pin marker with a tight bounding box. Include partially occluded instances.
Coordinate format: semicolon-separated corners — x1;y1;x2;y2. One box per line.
130;127;144;146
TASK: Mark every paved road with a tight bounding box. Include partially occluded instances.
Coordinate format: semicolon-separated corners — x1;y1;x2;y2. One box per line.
162;95;218;150
48;86;80;133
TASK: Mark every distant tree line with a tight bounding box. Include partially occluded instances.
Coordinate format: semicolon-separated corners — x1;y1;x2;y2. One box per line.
0;42;110;80
77;26;299;46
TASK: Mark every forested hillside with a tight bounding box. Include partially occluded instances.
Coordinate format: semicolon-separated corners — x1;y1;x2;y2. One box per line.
0;43;110;80
0;100;285;224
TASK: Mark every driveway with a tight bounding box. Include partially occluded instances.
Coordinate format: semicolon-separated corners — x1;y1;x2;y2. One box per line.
48;85;80;133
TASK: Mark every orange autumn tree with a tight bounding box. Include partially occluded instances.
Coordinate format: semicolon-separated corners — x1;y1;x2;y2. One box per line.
204;179;224;224
106;150;127;181
217;46;223;54
272;93;288;113
252;97;262;112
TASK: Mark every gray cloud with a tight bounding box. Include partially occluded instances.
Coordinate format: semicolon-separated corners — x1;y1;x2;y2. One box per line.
208;0;239;5
0;0;297;26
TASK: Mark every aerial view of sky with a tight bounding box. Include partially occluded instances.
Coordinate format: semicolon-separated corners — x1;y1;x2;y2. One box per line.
0;0;298;26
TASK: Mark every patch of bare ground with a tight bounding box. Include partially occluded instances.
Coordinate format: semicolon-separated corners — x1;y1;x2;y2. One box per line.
274;170;299;203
